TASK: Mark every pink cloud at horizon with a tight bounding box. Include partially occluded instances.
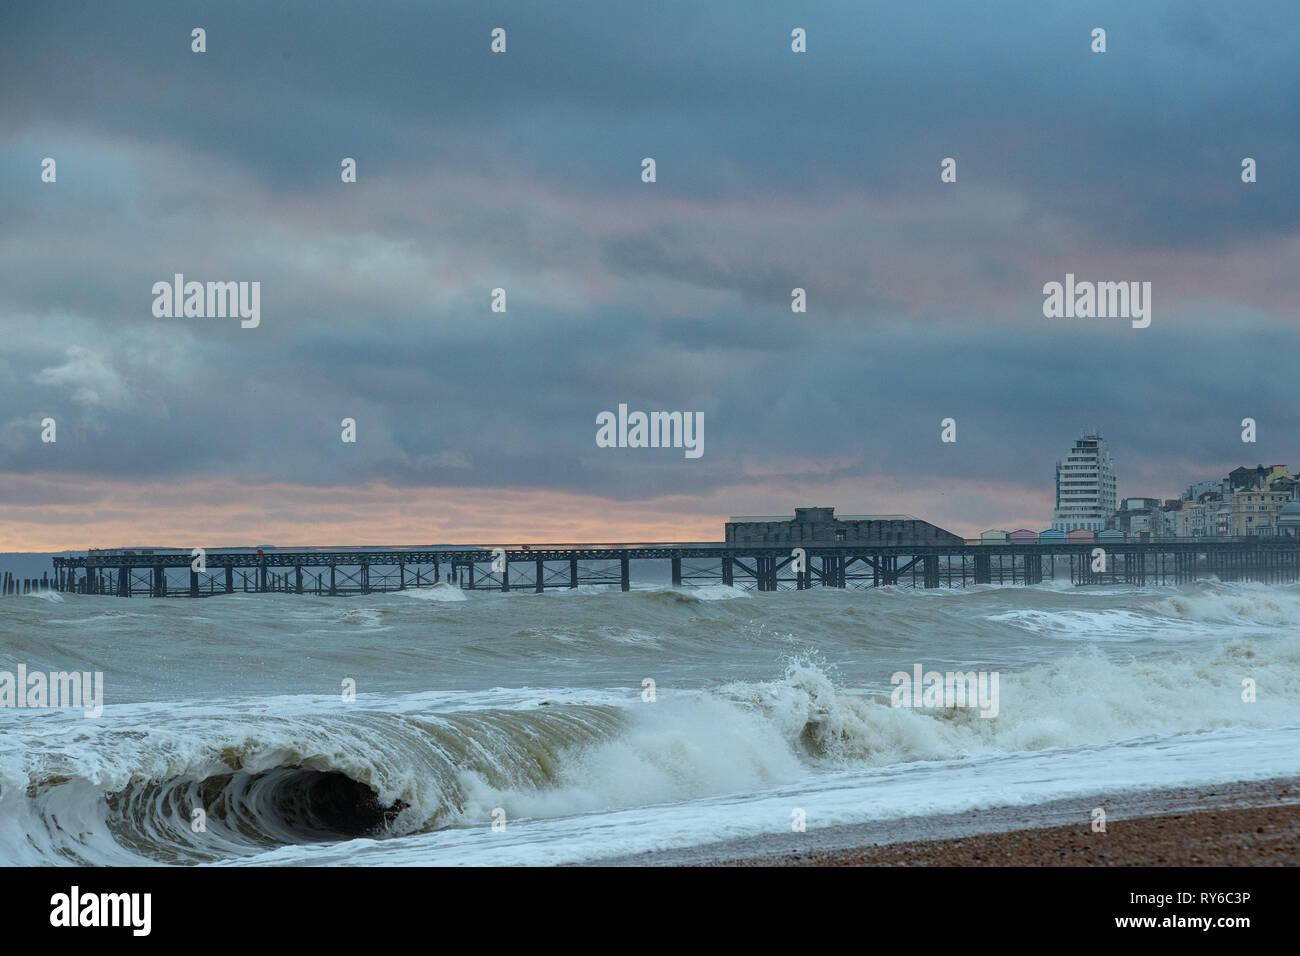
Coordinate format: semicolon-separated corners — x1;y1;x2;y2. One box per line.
0;472;1053;552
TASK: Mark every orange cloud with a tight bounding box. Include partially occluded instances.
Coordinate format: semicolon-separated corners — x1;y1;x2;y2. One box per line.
0;471;1050;551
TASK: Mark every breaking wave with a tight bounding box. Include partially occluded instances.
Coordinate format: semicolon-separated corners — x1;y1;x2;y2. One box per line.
3;627;1296;865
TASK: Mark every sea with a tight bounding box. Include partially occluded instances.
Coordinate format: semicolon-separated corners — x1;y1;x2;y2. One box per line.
1;553;1297;866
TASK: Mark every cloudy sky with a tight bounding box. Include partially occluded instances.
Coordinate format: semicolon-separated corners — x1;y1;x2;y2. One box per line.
2;0;1299;550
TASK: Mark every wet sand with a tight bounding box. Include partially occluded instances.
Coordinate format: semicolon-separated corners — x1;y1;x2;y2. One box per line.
596;778;1300;866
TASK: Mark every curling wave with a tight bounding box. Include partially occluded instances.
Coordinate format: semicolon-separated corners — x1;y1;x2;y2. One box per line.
4;632;1298;865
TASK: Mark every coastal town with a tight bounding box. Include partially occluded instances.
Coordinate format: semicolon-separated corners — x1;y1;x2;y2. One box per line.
978;432;1300;544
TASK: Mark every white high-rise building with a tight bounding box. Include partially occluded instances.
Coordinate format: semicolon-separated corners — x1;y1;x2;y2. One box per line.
1051;433;1117;532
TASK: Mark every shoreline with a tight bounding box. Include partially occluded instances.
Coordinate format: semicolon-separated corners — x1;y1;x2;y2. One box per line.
593;777;1300;867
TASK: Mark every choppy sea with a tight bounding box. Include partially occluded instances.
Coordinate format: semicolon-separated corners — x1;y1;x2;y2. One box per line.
1;570;1296;865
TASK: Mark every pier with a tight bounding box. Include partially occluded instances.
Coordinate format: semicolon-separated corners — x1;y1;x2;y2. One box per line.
35;537;1300;597
1;572;55;595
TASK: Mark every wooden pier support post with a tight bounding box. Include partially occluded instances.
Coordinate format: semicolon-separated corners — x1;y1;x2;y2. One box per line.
923;554;940;588
535;556;544;593
569;558;578;589
620;556;630;592
974;554;991;585
671;557;682;587
722;556;733;586
118;565;129;597
189;569;200;597
225;566;234;594
501;560;510;592
329;564;337;595
1024;553;1042;585
295;566;303;594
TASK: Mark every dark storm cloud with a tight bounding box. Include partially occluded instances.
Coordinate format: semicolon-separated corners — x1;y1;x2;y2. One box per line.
2;0;1300;517
6;1;1299;222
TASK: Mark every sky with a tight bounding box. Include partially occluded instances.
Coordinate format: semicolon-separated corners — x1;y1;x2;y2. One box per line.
2;0;1299;550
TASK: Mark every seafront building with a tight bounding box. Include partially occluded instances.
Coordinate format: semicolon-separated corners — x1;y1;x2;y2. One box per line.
1208;499;1233;537
1230;486;1293;536
1050;433;1117;532
1280;501;1300;537
1186;479;1229;500
1042;433;1298;538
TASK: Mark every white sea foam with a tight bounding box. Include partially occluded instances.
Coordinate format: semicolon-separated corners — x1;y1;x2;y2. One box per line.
2;577;1296;866
22;590;64;603
985;607;1217;641
399;582;467;603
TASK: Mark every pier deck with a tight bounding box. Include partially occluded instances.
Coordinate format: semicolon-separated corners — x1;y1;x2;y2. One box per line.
33;538;1300;596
